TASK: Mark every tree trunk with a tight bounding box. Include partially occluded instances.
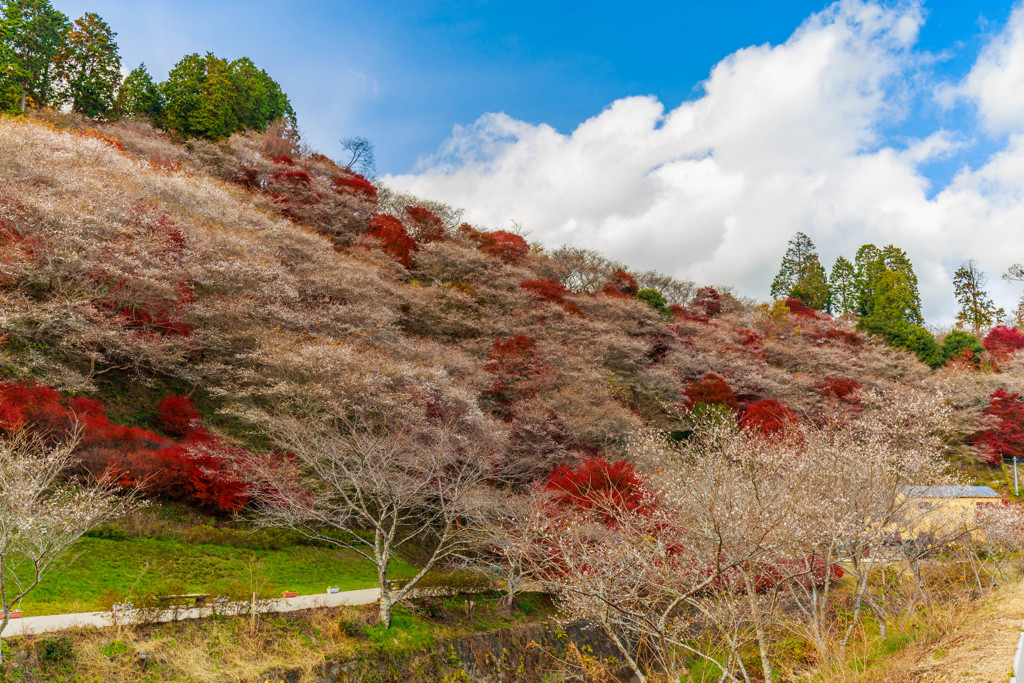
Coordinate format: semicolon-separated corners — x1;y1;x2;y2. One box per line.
744;573;773;683
497;593;513;619
19;91;26;113
378;589;393;628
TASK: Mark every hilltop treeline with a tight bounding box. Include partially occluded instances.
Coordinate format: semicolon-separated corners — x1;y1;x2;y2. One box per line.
0;0;292;137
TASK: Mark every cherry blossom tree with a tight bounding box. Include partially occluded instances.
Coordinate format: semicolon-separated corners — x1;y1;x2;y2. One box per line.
0;429;136;660
247;406;503;628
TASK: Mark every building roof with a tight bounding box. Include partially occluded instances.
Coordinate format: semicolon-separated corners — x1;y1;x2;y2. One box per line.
904;485;1000;499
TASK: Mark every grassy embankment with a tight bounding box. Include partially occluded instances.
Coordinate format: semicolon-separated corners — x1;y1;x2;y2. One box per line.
7;507;417;616
1;592;557;683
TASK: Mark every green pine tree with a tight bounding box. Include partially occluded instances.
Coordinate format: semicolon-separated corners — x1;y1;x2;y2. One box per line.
879;245;923;324
770;232;830;309
161;52;294;140
853;243;922;324
228;57;294;131
828;256;856;315
161;53;238;139
115;63;164;122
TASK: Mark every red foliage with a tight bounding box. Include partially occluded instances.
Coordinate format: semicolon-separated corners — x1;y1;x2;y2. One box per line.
157;395;201;436
405;206;445;243
684;372;738;411
483;231;530;264
270;155;296;165
0;401;24;432
545;457;646;513
233;164;260;189
670;305;708;324
973;389;1024;465
691;287;722;317
740;399;798;436
459;225;530;265
784;298;818;318
606;269;639;296
818;377;862;402
735;327;761;347
0;382;69;435
519;279;580;314
332;174;377;200
0;381;247;511
984;326;1024;360
366;214;417;267
600;282;631;299
0;219;37;259
78;130;125;152
484;335;550;406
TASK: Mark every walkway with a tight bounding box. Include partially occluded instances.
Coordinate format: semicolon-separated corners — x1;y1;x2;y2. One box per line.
0;588;381;639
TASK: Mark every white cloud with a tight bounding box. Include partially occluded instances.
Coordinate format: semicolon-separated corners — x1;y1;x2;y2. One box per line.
957;3;1024;134
384;0;1024;325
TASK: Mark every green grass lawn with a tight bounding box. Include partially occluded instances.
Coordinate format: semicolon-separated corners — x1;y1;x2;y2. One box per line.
13;536;416;616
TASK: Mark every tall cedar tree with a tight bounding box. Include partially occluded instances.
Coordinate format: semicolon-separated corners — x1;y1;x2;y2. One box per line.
828;256;857;315
953;259;1004;335
854;244;923;324
771;232;829;309
56;12;120;118
227;57;295;131
0;0;68;111
115;63;164;122
161;53;293;140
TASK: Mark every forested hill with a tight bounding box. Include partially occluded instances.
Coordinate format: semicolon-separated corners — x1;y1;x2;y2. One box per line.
1;110;1020;509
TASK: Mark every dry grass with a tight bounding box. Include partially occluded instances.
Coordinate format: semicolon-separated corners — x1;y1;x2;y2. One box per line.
836;578;1024;683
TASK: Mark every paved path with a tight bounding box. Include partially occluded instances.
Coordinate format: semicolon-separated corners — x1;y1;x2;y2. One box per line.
0;588;381;639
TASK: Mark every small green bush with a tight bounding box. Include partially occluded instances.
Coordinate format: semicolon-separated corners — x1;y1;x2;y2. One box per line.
38;635;74;663
100;640;131;658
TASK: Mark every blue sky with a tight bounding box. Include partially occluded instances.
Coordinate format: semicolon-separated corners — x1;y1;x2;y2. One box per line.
49;0;1024;322
51;0;1013;175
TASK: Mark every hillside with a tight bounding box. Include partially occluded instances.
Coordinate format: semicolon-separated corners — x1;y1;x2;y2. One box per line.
5;111;1024;682
0;112;995;495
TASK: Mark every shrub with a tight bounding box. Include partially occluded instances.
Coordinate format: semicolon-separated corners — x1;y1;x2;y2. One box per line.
483;335;550;406
984;325;1024;360
38;635;75;663
784;297;818;318
405;206;445;243
520;278;580;314
545;457;646;513
157;395;201;436
366;213;416;267
973;389;1024;465
412;596;446;619
604;268;638;297
691;287;722;317
818;377;861;401
940;330;983;366
459;224;530;265
685;373;738;411
636;288;668;314
332;173;378;200
858;316;942;368
740;399;798;436
271;169;312;186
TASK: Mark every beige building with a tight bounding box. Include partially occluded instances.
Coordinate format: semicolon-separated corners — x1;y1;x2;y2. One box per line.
902;485;1001;539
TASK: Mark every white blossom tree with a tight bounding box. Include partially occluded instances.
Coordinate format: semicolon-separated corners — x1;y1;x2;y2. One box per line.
247;405;503;628
0;429;136;661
